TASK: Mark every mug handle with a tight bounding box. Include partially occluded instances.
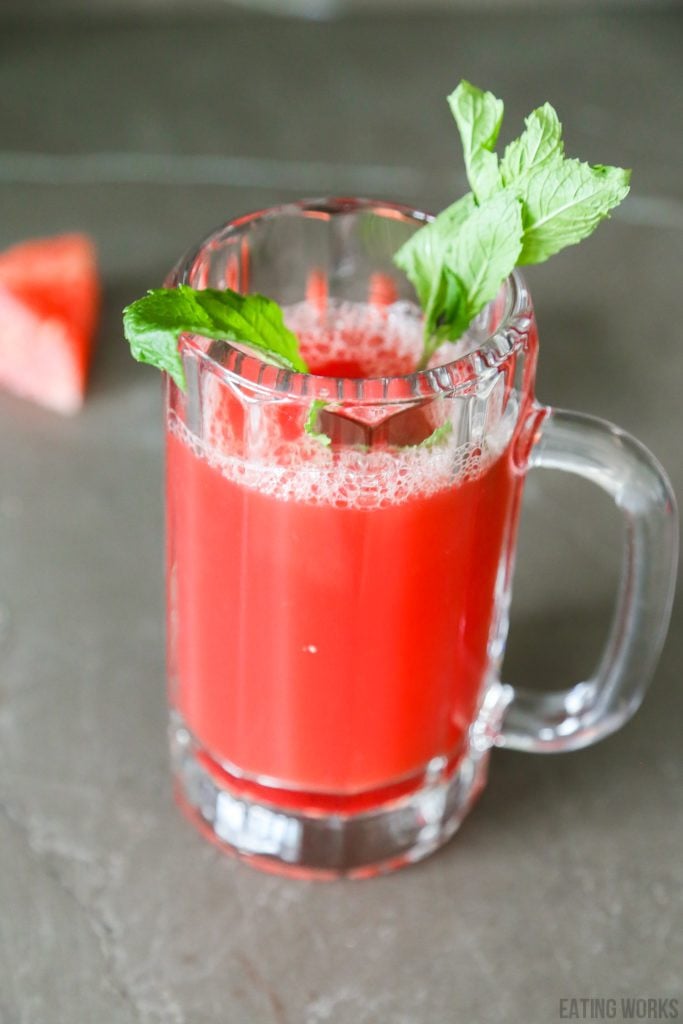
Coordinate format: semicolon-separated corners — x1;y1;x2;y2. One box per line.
497;407;678;753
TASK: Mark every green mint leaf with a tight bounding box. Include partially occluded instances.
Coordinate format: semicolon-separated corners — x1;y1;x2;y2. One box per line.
123;285;308;390
448;81;504;202
394;194;476;349
394;194;476;308
420;421;453;449
423;266;466;354
400;420;453;450
500;102;564;185
497;101;629;263
303;399;331;447
395;191;522;365
441;191;523;329
517;160;631;265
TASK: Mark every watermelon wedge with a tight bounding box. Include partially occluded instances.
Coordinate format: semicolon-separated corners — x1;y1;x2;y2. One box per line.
0;234;100;413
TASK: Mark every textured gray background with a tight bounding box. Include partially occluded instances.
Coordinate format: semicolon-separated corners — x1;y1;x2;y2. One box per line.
0;0;673;16
0;7;681;1024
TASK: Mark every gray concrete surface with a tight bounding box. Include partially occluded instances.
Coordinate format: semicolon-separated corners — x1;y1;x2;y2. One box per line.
0;8;681;1024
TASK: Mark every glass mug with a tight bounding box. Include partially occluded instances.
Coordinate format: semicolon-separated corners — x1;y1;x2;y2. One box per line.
165;198;677;878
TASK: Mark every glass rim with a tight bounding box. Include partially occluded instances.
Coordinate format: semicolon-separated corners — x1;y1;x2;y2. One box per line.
167;197;534;403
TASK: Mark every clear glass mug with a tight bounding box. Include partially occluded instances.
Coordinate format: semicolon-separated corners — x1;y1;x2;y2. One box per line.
165;198;677;878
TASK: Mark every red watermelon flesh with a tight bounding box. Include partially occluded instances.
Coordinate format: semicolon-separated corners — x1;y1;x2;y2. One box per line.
0;234;100;413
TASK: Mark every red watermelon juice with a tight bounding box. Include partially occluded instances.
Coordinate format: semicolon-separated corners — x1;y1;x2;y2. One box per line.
166;301;522;807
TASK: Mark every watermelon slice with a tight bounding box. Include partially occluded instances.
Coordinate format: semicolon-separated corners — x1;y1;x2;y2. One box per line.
0;234;100;413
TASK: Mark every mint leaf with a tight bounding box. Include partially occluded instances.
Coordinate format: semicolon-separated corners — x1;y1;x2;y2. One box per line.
394;194;476;308
487;99;629;266
448;81;503;202
396;191;523;365
394;194;476;346
439;191;523;334
420;421;453;449
423;266;465;351
399;420;453;451
303;399;331;447
123;285;307;390
500;102;563;185
517;160;631;264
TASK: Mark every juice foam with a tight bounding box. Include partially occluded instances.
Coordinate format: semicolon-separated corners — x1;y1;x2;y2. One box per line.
171;299;515;510
288;297;424;378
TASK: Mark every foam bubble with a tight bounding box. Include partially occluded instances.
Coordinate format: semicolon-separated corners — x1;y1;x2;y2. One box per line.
285;299;424;377
170;301;513;509
169;412;506;510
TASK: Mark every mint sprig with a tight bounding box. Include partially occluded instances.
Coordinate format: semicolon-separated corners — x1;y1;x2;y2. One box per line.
123;284;308;390
395;81;631;365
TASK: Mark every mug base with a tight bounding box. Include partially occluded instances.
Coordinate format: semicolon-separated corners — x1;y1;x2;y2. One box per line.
169;711;497;878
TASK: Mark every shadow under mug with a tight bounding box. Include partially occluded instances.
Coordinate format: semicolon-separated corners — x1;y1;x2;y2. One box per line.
164;198;677;878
